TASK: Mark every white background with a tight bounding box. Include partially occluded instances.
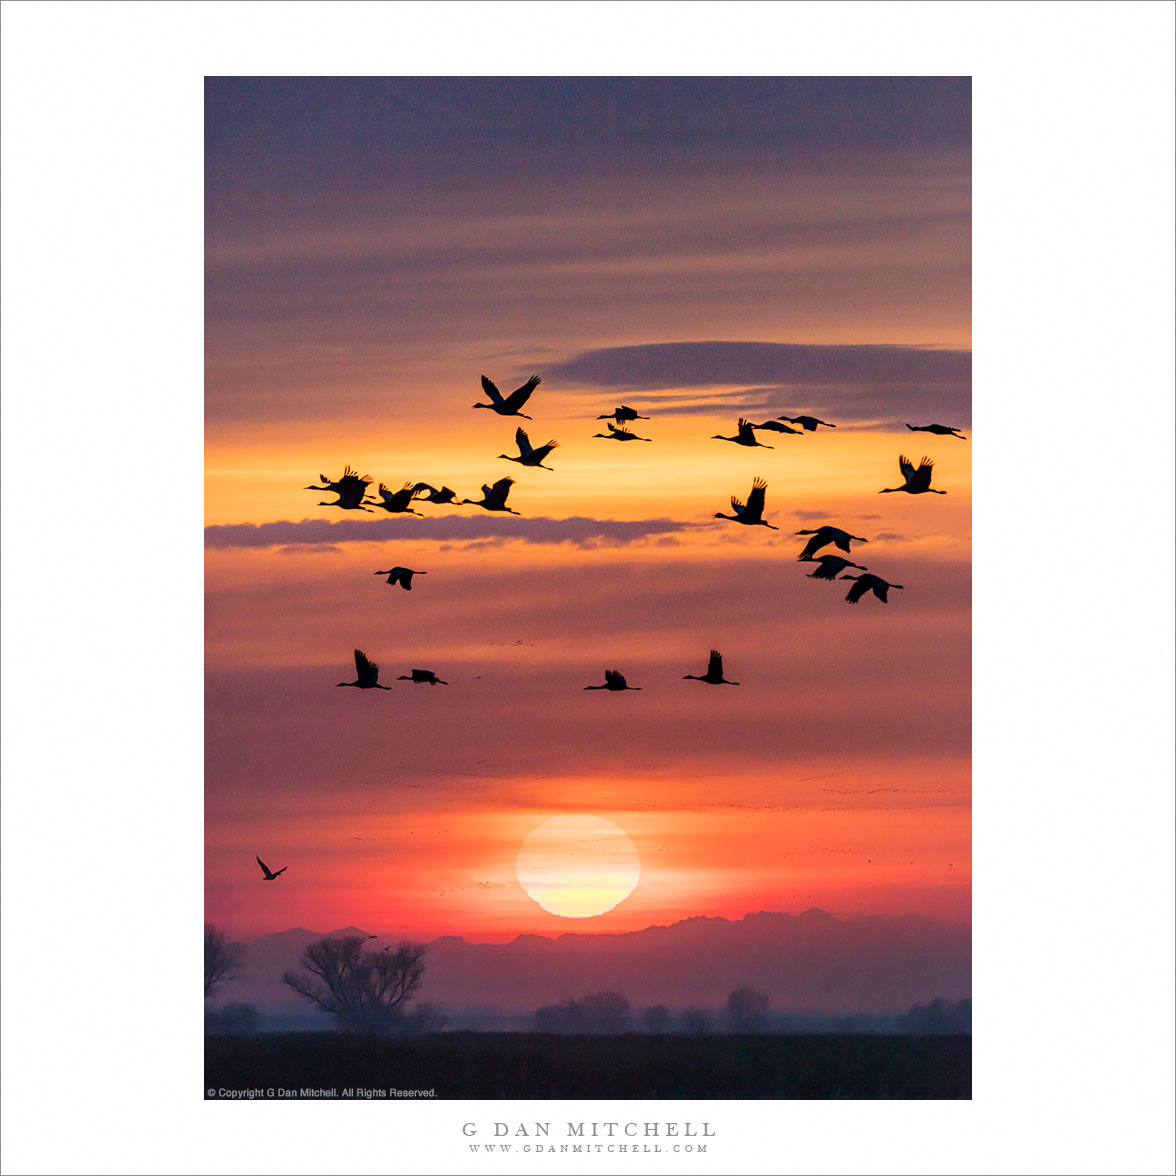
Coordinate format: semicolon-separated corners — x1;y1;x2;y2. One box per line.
2;3;1174;1174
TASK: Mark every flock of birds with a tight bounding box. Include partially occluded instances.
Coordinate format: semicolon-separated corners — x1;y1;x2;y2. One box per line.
301;370;967;692
256;372;967;878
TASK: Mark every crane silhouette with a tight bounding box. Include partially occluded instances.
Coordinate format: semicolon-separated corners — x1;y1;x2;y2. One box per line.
749;420;803;435
714;476;778;529
337;649;391;690
779;415;836;431
906;422;967;439
460;476;520;513
474;374;541;419
584;669;641;691
840;572;904;604
593;421;651;441
683;649;739;685
413;484;458;504
712;418;773;448
256;856;287;881
795;526;869;560
805;554;867;580
398;668;448;685
500;427;559;469
374;567;426;590
880;455;946;495
597;405;649;422
310;467;375;511
372;481;427;514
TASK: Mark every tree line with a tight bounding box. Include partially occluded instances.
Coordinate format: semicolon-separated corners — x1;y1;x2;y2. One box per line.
206;924;969;1036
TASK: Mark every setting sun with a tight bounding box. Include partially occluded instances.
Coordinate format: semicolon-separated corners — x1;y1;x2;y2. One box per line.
516;815;642;918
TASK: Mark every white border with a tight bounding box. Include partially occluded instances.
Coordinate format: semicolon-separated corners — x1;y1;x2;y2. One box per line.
3;3;1174;1175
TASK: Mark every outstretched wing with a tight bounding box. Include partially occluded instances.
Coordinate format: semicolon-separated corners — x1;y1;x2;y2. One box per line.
514;427;533;456
604;669;626;688
609;422;632;438
488;477;514;507
909;457;934;493
480;374;504;404
809;557;838;580
744;477;768;522
898;455;917;485
256;856;271;877
871;577;891;602
798;529;829;560
502;374;541;412
728;494;746;517
737;418;757;443
355;648;379;686
844;578;869;604
272;866;287;877
531;439;559;462
707;650;723;679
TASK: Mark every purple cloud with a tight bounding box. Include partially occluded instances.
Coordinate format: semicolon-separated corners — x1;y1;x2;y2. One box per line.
205;515;694;550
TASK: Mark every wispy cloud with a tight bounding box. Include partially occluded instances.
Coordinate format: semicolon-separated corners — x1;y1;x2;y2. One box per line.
547;341;971;429
205;515;693;550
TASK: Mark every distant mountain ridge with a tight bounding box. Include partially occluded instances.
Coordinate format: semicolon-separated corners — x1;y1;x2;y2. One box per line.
212;909;970;1019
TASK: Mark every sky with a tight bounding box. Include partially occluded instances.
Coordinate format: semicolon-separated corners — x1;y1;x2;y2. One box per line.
205;76;971;942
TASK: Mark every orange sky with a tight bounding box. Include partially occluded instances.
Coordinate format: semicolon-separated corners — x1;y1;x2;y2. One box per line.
205;78;971;942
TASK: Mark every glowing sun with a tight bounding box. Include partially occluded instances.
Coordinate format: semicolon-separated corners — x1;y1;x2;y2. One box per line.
516;815;642;918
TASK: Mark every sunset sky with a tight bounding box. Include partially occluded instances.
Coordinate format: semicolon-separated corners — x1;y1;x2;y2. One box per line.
204;77;971;941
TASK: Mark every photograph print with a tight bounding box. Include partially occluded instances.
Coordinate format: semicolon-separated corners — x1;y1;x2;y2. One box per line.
204;75;972;1100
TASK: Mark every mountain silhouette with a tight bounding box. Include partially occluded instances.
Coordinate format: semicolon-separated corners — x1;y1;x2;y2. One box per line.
214;910;969;1020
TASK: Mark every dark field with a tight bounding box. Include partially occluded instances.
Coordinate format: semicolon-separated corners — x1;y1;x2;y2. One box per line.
206;1032;970;1099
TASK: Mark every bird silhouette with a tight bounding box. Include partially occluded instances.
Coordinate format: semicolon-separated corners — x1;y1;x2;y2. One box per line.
412;484;458;504
337;649;391;690
906;422;967;439
370;481;428;514
500;427;559;470
880;455;946;495
593;421;651;441
796;526;869;561
750;420;803;434
683;649;739;685
712;418;773;448
714;477;778;529
460;476;519;513
840;572;904;604
779;415;836;431
304;465;373;498
584;669;641;691
256;856;287;881
311;467;375;512
398;668;448;685
474;374;541;419
374;567;426;590
597;405;649;422
806;554;867;580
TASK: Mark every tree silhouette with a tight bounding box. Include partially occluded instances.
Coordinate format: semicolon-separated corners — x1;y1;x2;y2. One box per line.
204;924;245;999
681;1005;711;1034
532;990;631;1033
205;1002;260;1035
282;935;426;1034
726;985;771;1031
642;1004;671;1034
899;997;971;1035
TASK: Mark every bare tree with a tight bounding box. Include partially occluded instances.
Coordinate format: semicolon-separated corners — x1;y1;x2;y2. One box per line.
726;986;771;1032
642;1004;671;1034
204;924;245;999
283;935;426;1034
